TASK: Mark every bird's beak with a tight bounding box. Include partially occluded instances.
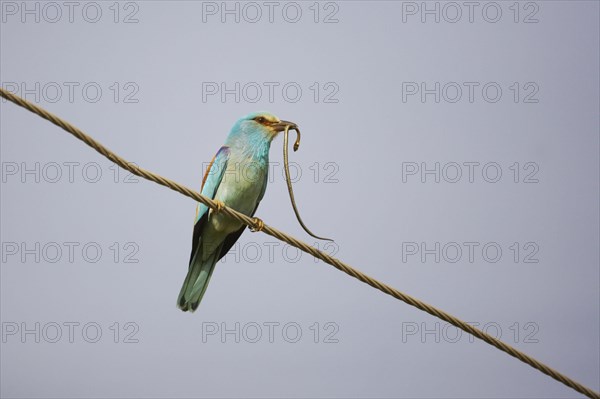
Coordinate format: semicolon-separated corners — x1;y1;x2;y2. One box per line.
271;120;298;132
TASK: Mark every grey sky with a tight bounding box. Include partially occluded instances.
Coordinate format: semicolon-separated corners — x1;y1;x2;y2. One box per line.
1;1;598;398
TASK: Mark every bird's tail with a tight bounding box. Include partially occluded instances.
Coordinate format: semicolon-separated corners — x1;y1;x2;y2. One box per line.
177;243;222;312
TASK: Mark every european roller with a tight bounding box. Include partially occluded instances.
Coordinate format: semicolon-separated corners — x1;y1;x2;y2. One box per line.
177;112;297;312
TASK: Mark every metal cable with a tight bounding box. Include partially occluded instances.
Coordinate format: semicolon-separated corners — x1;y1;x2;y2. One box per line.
1;87;597;399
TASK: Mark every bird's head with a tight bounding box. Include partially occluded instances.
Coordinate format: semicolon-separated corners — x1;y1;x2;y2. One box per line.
230;112;298;142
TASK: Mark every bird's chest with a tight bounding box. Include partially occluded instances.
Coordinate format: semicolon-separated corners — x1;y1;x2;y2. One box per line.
211;155;267;232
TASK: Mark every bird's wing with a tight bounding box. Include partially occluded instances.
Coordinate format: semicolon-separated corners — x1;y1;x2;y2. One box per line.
216;166;268;262
189;146;230;264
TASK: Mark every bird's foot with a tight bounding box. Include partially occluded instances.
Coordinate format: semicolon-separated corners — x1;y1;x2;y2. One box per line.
249;217;264;233
212;200;225;213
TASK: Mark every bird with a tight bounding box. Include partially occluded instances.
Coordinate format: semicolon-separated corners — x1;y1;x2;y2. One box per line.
177;112;297;312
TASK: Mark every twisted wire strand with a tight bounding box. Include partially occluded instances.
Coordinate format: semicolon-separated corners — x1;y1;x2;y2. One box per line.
1;87;598;399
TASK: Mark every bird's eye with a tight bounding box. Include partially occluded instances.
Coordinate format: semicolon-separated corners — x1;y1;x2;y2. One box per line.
255;117;266;124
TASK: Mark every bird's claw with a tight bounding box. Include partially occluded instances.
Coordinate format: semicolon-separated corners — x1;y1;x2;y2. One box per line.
249;217;264;233
213;200;225;213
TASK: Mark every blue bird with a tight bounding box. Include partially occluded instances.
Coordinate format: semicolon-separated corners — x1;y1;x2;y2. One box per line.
178;112;297;312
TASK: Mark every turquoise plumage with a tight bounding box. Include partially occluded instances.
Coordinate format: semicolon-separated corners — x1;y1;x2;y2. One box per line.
177;112;296;312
